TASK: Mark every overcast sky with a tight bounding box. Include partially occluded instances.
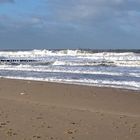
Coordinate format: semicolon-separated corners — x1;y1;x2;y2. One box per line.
0;0;140;50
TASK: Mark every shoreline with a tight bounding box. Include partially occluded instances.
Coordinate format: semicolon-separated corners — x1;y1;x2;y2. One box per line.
0;78;140;139
1;77;140;93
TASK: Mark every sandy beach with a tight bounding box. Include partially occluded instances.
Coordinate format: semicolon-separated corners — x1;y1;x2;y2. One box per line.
0;78;140;140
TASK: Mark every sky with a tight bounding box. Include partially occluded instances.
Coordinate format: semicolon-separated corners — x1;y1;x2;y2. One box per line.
0;0;140;50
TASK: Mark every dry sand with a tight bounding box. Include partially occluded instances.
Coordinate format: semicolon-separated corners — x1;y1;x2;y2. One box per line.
0;78;140;140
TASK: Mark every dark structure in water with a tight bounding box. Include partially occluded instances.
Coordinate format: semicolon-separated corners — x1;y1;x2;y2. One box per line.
0;59;37;65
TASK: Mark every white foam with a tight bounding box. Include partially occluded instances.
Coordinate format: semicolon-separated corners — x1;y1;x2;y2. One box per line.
0;49;140;91
0;64;129;76
2;76;140;91
0;49;140;67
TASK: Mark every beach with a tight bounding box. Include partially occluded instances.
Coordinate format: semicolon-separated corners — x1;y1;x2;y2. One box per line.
0;78;139;140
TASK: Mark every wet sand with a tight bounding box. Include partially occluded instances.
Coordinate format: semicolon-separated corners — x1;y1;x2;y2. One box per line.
0;78;140;140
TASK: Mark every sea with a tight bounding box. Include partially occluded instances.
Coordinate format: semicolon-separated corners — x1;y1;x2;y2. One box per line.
0;49;140;91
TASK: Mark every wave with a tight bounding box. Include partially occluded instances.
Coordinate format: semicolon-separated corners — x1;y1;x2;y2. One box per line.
52;60;140;67
2;76;140;91
0;49;139;57
0;64;140;78
0;59;140;67
0;49;140;91
0;65;122;76
0;49;140;67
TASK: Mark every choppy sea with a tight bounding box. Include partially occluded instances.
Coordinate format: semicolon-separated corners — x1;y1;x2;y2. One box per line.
0;49;140;90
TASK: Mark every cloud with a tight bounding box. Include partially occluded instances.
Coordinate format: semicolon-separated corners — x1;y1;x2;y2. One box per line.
0;0;140;49
1;0;140;33
48;0;140;20
46;0;140;33
0;0;14;3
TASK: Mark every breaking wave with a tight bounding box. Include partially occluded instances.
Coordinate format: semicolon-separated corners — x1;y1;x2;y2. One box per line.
0;49;140;67
0;49;140;90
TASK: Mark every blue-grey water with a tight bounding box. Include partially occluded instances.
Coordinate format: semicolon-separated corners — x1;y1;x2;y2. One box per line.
0;49;140;90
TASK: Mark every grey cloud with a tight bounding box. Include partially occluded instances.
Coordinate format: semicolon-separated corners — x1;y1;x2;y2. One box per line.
47;0;140;33
48;0;140;20
1;0;140;33
1;0;140;49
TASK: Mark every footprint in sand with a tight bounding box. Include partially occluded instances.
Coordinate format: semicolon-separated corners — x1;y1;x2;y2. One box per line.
46;136;54;139
119;115;126;119
65;129;78;135
0;122;7;128
0;120;10;127
112;122;119;129
36;116;43;120
71;122;77;125
1;122;7;126
129;123;138;134
6;120;10;123
132;123;137;129
47;125;52;128
33;135;41;139
6;129;17;136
